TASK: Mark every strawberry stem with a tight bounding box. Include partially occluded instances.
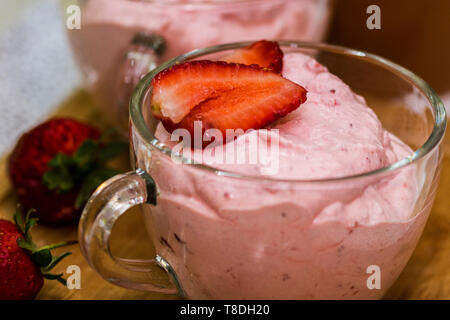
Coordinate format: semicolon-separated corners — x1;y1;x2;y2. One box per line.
38;240;78;251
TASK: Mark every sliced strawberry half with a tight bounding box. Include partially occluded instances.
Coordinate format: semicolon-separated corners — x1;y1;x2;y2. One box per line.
222;40;283;73
150;60;307;146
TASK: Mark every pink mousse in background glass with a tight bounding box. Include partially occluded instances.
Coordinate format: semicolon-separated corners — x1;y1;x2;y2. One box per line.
64;0;332;127
78;41;446;299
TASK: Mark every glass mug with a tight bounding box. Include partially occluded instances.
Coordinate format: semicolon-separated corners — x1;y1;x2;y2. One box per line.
63;0;332;130
79;41;447;299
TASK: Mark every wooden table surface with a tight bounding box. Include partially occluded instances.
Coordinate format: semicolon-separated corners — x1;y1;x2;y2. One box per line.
0;90;449;300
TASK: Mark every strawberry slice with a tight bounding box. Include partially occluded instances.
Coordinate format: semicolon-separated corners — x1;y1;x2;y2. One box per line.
222;40;283;73
151;60;307;145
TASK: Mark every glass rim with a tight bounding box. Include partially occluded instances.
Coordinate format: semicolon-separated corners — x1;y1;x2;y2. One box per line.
130;40;447;184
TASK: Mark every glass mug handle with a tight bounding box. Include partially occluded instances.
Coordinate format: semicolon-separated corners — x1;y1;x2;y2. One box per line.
78;169;183;295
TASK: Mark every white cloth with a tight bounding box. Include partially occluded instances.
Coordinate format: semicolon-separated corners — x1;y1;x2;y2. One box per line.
0;0;81;154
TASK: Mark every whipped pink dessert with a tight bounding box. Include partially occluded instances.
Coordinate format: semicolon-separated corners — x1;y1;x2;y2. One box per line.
67;0;331;123
131;48;438;300
131;52;432;299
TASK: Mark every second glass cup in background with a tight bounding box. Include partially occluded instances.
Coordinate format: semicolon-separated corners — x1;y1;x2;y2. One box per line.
63;0;332;129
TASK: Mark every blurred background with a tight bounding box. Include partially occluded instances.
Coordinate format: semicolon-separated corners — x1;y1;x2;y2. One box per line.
329;0;450;97
0;0;448;154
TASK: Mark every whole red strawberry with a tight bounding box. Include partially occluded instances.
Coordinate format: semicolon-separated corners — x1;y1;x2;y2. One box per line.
0;207;75;300
8;118;127;225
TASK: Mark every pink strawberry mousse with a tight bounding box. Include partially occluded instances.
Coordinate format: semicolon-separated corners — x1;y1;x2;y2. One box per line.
135;53;429;299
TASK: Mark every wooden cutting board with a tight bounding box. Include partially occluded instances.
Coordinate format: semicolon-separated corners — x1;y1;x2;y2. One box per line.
0;90;448;300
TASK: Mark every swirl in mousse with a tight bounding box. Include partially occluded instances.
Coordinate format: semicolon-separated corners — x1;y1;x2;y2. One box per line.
135;41;427;299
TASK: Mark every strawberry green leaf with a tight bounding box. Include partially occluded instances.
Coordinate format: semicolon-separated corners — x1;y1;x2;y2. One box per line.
43;273;63;280
32;248;53;267
74;167;119;209
11;205;76;287
43;165;75;193
43;273;67;286
72;139;98;168
13;207;25;234
42;252;72;272
14;206;35;242
98;141;128;163
25;208;32;221
56;277;67;286
47;153;71;167
25;218;38;236
24;209;38;237
17;238;34;252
